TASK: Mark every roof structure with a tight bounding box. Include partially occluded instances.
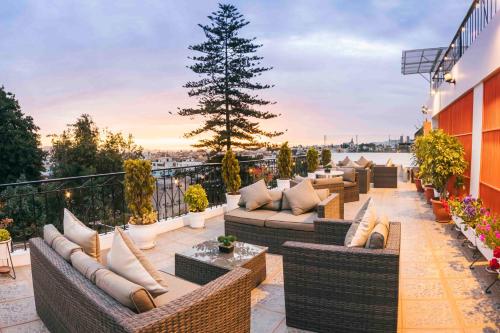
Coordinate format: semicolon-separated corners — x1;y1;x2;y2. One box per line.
401;47;447;75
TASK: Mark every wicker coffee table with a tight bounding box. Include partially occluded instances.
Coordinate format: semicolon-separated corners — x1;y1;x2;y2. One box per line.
175;240;267;288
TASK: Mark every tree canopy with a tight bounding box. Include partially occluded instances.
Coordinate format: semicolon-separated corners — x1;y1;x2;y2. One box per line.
0;86;45;184
179;3;282;153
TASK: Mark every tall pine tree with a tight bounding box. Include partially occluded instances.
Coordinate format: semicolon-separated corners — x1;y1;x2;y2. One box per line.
179;3;282;152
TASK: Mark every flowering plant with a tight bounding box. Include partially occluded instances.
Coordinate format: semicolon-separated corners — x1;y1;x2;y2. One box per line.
446;196;463;216
476;213;500;250
459;196;484;230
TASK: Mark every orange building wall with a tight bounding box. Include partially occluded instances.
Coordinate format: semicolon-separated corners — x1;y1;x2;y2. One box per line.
481;71;500;215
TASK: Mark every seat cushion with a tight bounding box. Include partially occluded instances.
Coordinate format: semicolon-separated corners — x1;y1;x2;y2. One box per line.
107;227;168;297
154;271;201;306
262;189;283;211
343;181;357;188
63;209;101;261
224;207;277;227
95;268;155;313
315;177;342;186
265;210;316;231
71;251;105;283
283;179;321;215
238;179;272;211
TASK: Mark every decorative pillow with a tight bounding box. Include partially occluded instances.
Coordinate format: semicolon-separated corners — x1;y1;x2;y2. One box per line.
344;222;360;246
262;189;283;211
43;224;62;247
238;180;272;211
71;251;105;283
348;202;377;247
386;158;393;167
107;227;168;296
339;157;350;166
337;167;356;183
315;189;329;201
356;156;370;168
281;190;291;210
366;215;390;249
52;235;83;261
345;160;361;168
64;209;101;262
95;268;156;313
283;179;321;215
293;175;306;183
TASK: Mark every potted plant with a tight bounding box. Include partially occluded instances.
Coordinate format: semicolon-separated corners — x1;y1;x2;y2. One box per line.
306;147;319;179
0;218;12;274
277;142;293;190
411;135;430;193
475;211;499;272
222;149;242;211
217;235;237;253
124;159;158;249
321;149;332;172
420;130;467;222
184;184;209;228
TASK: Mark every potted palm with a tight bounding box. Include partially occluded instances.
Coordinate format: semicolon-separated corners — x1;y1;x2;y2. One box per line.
222;149;242;211
0;218;12;274
321;148;332;172
277;142;293;190
421;130;467;222
306;147;319;179
124;159;158;249
217;235;237;253
184;184;209;228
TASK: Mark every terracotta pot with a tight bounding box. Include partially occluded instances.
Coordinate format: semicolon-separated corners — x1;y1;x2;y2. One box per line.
415;178;424;192
424;186;434;204
431;199;451;223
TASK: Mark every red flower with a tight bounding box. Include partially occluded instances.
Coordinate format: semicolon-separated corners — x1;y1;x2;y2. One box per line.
489;258;500;270
494;247;500;259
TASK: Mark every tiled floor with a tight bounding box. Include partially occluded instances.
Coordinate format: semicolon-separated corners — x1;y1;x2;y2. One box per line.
0;182;499;332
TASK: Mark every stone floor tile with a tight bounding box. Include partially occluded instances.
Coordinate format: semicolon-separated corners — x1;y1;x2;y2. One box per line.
454;299;500;329
0;298;38;329
400;261;441;279
272;319;315;333
251;305;285;333
0;280;33;303
400;279;447;299
402;300;459;329
1;320;49;333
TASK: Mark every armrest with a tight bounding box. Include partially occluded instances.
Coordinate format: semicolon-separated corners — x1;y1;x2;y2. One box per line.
317;193;340;219
313;218;353;245
122;267;252;332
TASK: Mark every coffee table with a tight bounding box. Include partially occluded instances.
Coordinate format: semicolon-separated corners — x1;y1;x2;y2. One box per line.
175;240;267;288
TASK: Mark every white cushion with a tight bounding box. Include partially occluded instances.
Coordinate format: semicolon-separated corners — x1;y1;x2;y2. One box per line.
107;227;168;297
63;209;100;261
349;201;377;247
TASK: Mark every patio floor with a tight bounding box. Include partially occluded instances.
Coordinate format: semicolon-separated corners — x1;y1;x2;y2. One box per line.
0;182;499;332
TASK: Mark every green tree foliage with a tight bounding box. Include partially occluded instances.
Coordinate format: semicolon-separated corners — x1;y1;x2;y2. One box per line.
321;149;332;167
123;160;156;225
0;87;45;184
184;184;209;213
50;114;143;177
277;142;293;179
222;149;241;194
179;3;282;153
306;147;319;173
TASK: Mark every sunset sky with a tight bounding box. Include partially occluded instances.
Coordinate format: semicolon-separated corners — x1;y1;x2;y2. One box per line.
1;0;470;149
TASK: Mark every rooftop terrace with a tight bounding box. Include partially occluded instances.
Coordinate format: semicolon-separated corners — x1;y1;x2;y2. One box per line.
1;182;499;332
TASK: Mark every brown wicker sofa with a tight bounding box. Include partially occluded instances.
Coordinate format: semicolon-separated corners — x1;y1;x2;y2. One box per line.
373;165;398;188
225;193;340;254
30;237;252;333
282;205;401;333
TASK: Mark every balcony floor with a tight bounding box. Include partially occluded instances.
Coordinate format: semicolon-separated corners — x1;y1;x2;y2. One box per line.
0;182;499;332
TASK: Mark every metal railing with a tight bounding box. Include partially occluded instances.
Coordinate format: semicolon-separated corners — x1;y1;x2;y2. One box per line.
432;0;499;89
0;157;307;251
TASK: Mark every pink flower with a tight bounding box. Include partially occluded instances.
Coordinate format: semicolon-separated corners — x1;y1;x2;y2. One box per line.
479;234;486;242
495;231;500;240
485;224;491;231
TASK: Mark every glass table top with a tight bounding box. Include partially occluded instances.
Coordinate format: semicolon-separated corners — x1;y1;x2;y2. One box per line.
177;240;268;270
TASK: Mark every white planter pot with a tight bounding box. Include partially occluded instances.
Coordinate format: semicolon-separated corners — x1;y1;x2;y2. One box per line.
307;172;316;179
225;193;241;212
187;212;205;229
477;240;493;260
452;215;462;226
433;188;440;198
462;226;477;245
128;223;157;250
276;179;290;191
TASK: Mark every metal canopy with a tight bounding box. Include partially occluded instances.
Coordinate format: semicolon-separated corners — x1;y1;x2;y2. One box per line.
401;47;447;75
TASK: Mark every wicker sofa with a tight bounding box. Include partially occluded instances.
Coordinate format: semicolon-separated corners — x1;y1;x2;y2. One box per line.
225;193;340;254
282;208;401;333
30;237;252;333
373;165;398;188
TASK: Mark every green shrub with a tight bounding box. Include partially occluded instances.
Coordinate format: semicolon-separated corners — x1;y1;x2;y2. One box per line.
306;147;319;173
123;159;157;225
184;184;209;213
0;229;10;242
222;149;241;194
277;142;293;179
321;149;332;167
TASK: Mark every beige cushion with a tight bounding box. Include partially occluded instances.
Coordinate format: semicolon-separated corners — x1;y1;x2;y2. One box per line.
43;224;62;247
107;227;168;296
63;209;101;262
283;179;321;216
366;216;390;249
338;167;356;182
95;268;155;313
356;156;370;168
71;251;105;283
339;157;350;166
349;201;377;247
238;180;272;211
315;189;329;201
154;271;200;306
315;177;342;186
265;210;316;231
224;208;277;227
52;236;83;261
345;160;361;168
262;189;283;210
386;158;393;167
343;181;357;188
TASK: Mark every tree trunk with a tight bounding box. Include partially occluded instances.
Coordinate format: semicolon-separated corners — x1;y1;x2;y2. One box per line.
224;17;231;151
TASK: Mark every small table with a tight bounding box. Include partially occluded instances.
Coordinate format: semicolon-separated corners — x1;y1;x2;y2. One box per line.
314;170;344;178
175;240;267;288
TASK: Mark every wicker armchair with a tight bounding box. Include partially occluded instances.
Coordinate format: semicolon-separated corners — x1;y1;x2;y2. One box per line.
373;165;398;188
290;178;344;219
355;168;371;193
30;238;252;333
282;217;401;333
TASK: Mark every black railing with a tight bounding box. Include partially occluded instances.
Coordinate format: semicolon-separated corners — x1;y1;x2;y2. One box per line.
0;157;307;251
432;0;499;89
